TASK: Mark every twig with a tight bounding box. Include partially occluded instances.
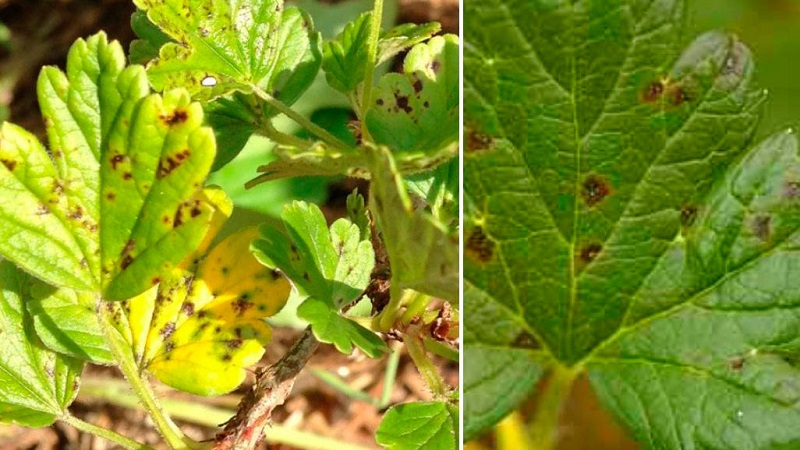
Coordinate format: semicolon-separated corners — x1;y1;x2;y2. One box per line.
213;327;319;450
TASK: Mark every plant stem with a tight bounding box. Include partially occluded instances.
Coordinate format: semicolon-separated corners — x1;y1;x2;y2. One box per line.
250;85;349;150
376;288;413;331
529;365;578;450
359;0;384;142
378;345;401;408
400;291;430;326
77;378;372;450
403;324;448;398
98;303;191;450
258;120;314;149
61;414;153;450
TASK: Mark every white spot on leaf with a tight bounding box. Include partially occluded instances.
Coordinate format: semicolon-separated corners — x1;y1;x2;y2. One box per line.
201;76;217;87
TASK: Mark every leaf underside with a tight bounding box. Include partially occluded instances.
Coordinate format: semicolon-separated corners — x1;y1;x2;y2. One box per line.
464;0;800;447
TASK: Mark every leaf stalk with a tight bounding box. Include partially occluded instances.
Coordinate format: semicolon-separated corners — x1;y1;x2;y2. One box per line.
61;414;153;450
529;364;579;450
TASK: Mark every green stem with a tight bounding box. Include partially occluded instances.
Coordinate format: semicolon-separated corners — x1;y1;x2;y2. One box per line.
61;414;153;450
403;325;447;398
378;345;401;408
375;288;413;331
258;120;314;149
359;0;384;142
251;85;349;150
78;378;374;450
98;304;191;450
529;365;578;450
400;292;430;326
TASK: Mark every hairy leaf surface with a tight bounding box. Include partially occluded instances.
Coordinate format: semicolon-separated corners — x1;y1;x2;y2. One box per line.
461;0;800;446
0;261;83;427
376;401;458;450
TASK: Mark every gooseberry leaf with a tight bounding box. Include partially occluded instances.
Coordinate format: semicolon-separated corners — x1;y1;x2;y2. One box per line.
462;1;800;447
0;33;216;301
117;218;292;396
129;10;172;65
366;146;458;302
377;22;440;66
376;401;458;450
405;158;459;226
134;0;322;106
26;282;113;364
322;12;372;94
252;200;387;357
366;35;459;154
0;261;83;427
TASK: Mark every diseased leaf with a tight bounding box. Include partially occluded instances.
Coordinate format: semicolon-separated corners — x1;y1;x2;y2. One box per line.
119;221;292;396
135;0;322;106
376;401;458;450
377;22;440;66
462;0;800;447
405;158;458;226
323;12;372;94
252;200;387;357
0;33;217;301
129;10;172;65
366;146;458;302
26;283;112;364
0;261;83;427
366;35;459;154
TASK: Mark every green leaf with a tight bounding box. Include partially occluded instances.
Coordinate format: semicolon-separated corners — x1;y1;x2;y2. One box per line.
135;0;322;106
376;401;458;450
129;10;172;65
204;93;260;172
0;261;83;427
323;12;373;93
252;200;387;357
366;146;458;302
462;0;800;445
405;158;458;226
26;282;112;364
377;22;441;66
0;33;217;301
366;34;459;154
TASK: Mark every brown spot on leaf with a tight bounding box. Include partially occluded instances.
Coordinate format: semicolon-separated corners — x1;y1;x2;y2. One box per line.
466;128;494;154
110;154;125;170
396;94;412;114
160;322;176;340
582;175;611;207
729;356;745;370
681;204;698;228
580;243;603;262
412;78;423;94
1;159;17;171
641;81;664;103
752;214;771;241
181;301;195;316
466;226;495;263
222;354;233;362
431;60;441;73
233;296;253;316
106;192;116;201
151;277;160;285
227;339;243;350
123;172;133;180
376;98;384;106
36;204;50;215
161;109;188;126
120;255;134;270
670;86;690;105
68;206;84;220
785;181;800;198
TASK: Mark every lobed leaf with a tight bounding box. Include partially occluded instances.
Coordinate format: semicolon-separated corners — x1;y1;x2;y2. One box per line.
462;0;800;446
322;12;373;94
0;261;83;427
0;33;217;302
366;146;458;302
252;200;387;357
366;34;459;154
134;0;322;106
377;22;440;66
376;401;459;450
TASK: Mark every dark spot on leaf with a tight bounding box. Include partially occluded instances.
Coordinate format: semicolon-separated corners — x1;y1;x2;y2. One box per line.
164;342;174;353
269;270;281;280
221;266;229;275
68;206;84;220
106;192;116;201
181;301;195;316
395;94;412;114
412;78;423;94
582;175;611;207
174;208;185;227
123;172;133;180
641;81;664;103
680;204;698;228
670;86;690;105
302;272;310;281
214;326;222;333
466;128;494;154
1;159;16;171
151;277;160;285
36;204;50;215
120;255;133;270
190;206;202;217
222;354;233;362
431;60;441;73
110;154;125;170
376;98;384;106
161;109;188;126
162;215;170;225
160;322;176;340
227;339;243;349
752;214;771;241
580;243;603;262
233;296;253;316
234;327;242;338
423;101;429;108
465;226;494;263
729;356;745;371
512;331;541;350
197;310;207;319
